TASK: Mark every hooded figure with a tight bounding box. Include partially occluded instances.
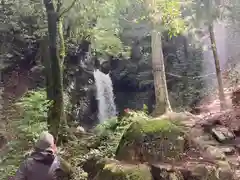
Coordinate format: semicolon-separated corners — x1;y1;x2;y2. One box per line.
13;131;69;180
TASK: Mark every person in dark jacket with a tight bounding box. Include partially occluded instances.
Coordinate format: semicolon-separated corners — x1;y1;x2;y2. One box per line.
13;131;70;180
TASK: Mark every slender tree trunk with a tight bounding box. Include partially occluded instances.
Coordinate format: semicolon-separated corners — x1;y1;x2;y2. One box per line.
146;0;172;116
58;17;65;65
208;24;226;110
151;25;172;116
44;0;66;141
40;36;53;112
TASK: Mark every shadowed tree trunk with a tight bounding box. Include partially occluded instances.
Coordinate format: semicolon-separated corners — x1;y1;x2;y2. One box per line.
43;0;66;140
40;36;53;108
208;24;226;110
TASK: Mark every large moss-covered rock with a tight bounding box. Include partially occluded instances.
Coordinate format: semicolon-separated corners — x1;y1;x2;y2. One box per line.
95;159;152;180
116;118;186;162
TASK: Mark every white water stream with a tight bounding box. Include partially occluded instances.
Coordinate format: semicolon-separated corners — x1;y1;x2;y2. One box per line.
93;69;117;123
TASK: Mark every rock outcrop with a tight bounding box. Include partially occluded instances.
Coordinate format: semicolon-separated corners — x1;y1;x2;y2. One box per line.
116;119;185;163
83;112;238;180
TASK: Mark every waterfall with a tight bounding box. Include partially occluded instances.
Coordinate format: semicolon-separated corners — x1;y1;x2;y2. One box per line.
93;69;117;123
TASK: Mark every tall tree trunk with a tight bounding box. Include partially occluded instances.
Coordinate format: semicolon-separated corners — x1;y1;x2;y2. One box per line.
58;17;65;65
208;24;226;110
151;25;172;116
44;0;66;141
40;36;53;112
146;0;172;116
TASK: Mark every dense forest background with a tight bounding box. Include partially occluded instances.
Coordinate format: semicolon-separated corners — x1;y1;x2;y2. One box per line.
1;0;240;179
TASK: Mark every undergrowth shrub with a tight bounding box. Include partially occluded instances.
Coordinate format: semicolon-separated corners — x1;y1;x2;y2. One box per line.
60;110;149;180
80;110;149;162
0;90;50;179
94;111;149;157
15;90;50;142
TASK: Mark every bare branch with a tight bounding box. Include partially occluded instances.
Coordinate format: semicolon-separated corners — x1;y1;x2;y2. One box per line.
57;0;63;13
59;0;77;18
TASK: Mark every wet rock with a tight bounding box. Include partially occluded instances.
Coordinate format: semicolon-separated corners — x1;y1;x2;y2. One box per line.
211;126;235;143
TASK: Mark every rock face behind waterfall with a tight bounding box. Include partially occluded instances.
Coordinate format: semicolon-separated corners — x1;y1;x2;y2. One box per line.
66;62;98;128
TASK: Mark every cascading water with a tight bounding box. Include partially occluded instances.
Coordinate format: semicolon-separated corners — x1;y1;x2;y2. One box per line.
93;69;117;123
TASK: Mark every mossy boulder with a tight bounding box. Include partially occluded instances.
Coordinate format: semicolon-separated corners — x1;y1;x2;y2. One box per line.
116;118;186;163
94;159;152;180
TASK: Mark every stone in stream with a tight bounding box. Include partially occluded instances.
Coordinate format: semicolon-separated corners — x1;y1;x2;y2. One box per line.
211;126;235;143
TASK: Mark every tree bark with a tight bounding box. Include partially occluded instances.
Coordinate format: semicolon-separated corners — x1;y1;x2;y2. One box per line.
145;0;172;116
208;24;226;110
58;17;65;65
44;0;66;141
151;25;172;116
40;36;53;102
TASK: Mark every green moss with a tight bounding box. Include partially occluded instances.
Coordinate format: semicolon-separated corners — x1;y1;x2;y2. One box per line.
135;119;181;134
96;160;152;180
116;118;185;162
121;119;182;141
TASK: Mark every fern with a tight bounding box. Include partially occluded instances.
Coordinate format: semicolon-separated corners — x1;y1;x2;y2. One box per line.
0;90;50;179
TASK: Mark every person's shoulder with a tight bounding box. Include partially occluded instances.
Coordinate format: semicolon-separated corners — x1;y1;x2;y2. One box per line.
21;156;35;170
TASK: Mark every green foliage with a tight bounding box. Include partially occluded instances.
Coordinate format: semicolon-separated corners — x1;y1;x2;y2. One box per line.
143;104;148;114
15;90;50;142
63;0;131;58
84;111;149;159
160;0;186;37
0;90;49;179
184;0;231;42
58;111;149;179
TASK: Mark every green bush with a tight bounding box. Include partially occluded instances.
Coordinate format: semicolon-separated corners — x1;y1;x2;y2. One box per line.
0;90;50;179
15;90;50;142
83;110;149;159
